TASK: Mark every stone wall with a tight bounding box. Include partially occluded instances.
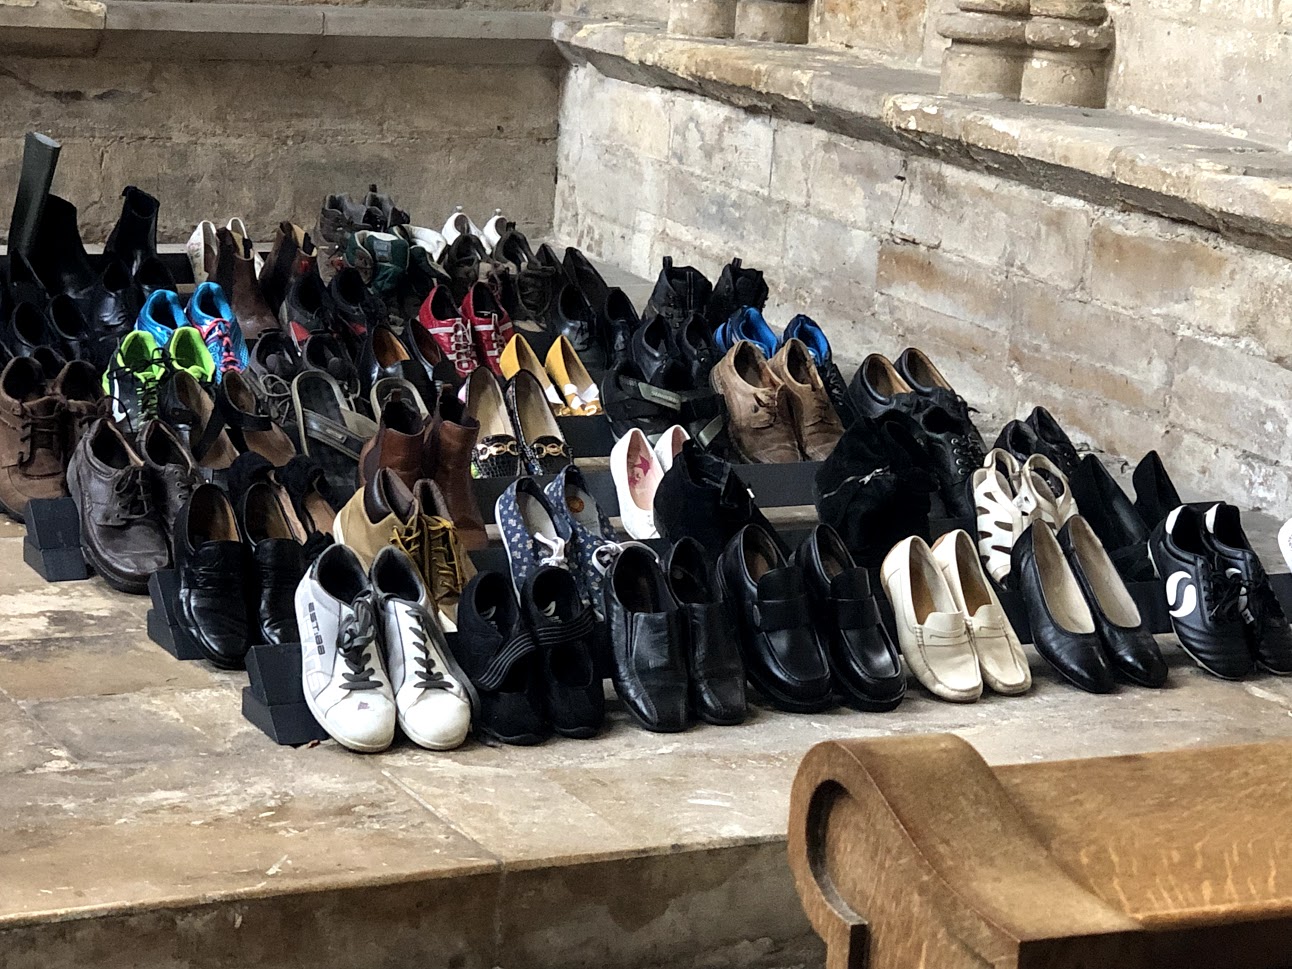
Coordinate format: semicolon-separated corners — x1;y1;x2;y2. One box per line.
555;63;1292;513
0;55;559;245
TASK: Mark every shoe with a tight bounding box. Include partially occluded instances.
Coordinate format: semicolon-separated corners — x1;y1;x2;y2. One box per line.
663;537;747;725
1024;406;1080;478
505;371;574;476
461;367;521;479
456;570;549;745
501;334;572;415
783;315;852;428
894;347;984;449
46;294;91;362
212;227;277;342
442;206;483;244
164;326;216;386
552;284;605;373
186;220;218;285
462;281;514;378
187;282;249;382
426;395;487;551
391;479;475;630
225;218;265;277
356;324;437;409
1017;454;1076;527
135;290;188;347
334;466;416;568
369;545;475;750
259;221;317;314
295;544;397;752
931;529;1031;696
52;360;108;456
104;186;160;274
33;346;68;383
71;257;142;362
768;338;843;461
394;223;449;264
103;330;165;434
1012;523;1116;693
600;288;640;370
643;257;712;330
317;192;375;246
708;258;768;330
610;427;663;540
0;356;67;518
993;418;1040;465
972;449;1033;584
519;565;605;738
655;441;781;558
215;371;297;466
173;484;250;668
795;524;905;710
302;333;361;403
134;256;178;304
4;302;51;359
714;306;778;358
604;543;690;732
915;403;984;519
1203;502;1292;676
138;419;202;535
278;455;343;540
158;371;240;476
710;341;800;463
675;313;721;389
545;334;601;415
631;316;687;391
849;353;922;422
419;285;477;379
281;270;337;350
1133;450;1183;531
441;233;490;305
66;419;170;593
361;185;410;232
1057;515;1168;687
544;464;616;618
495;476;574;597
562;247;610;316
1068;455;1155;582
654;424;690;474
239;480;309;646
880;535;981;702
329;267;388;344
343;230;409;302
717;523;833;712
358;395;428;491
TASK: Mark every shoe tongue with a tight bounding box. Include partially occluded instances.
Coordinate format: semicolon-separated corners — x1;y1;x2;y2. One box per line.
757;566;802;600
829;568;869;600
923;611;966;635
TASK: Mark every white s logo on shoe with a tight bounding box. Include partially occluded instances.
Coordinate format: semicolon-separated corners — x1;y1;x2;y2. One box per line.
1167;570;1198;618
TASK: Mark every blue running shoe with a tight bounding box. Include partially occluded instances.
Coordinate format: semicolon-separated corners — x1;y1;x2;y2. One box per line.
783;314;830;368
135;290;187;346
716;306;779;358
186;282;249;381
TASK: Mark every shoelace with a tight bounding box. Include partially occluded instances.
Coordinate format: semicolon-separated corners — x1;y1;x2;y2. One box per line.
592;540;656;576
337;592;383;691
405;602;453;692
951;434;986;474
533;532;568;570
18;408;62;467
199;319;241;372
110;466;154;523
1241;561;1282;625
254;372;294;426
392;516;471;600
1205;570;1247;623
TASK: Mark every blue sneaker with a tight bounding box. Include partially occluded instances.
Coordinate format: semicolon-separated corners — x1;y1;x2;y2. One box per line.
186;282;249;381
783;314;830;368
715;307;779;358
494;477;575;598
135;290;187;346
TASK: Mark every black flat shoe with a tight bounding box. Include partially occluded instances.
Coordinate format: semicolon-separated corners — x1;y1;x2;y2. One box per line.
655;441;784;559
174;483;250;669
848;353;922;422
665;537;746;726
520;565;605;739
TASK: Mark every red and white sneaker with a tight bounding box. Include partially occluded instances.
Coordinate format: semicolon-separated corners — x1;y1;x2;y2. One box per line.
463;281;513;378
418;285;476;379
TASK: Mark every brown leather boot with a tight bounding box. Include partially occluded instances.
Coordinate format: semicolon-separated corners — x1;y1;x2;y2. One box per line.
769;338;844;461
213;227;277;341
710;341;800;463
0;357;69;518
425;401;486;551
358;396;427;491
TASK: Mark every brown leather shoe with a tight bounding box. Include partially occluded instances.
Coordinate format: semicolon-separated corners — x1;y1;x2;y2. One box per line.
0;357;68;518
333;466;415;569
213;227;277;341
425;398;486;551
769;338;844;461
710;341;800;464
51;360;108;455
358;396;428;491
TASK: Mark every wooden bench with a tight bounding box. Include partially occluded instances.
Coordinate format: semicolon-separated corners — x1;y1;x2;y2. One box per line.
788;734;1292;969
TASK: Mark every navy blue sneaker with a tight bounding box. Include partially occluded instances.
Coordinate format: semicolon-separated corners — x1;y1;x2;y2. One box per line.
544;465;616;618
495;476;575;597
714;306;779;358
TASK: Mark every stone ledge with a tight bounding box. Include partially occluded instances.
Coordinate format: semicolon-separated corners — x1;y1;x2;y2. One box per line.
0;0;560;64
556;17;1292;258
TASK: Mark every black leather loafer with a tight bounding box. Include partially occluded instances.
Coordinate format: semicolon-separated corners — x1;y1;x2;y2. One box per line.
239;480;309;646
665;537;746;726
174;483;250;669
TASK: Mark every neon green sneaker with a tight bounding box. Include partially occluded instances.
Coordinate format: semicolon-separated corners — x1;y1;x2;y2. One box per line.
167;325;216;385
103;330;165;433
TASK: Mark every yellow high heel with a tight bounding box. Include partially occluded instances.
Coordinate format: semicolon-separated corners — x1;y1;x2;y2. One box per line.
544;335;602;416
499;334;573;416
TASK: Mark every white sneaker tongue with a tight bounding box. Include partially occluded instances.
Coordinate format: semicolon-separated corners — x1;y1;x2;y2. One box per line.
924;612;966;635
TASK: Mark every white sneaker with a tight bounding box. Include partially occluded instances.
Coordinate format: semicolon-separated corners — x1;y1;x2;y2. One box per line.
653;424;691;474
611;427;663;540
295;544;397;752
481;209;507;251
880;535;982;702
370;546;475;750
186;221;217;285
442;206;483;245
226;218;265;276
972;448;1034;583
394;224;448;262
1018;454;1076;527
931;529;1031;696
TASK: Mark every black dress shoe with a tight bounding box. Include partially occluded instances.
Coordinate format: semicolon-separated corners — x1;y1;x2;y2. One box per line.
716;524;832;712
46;294;90;362
1058;515;1167;687
664;537;747;726
1011;523;1116;693
72;256;142;358
994;419;1041;464
553;283;605;373
599;288;639;371
894;347;984;449
605;543;690;732
357;323;437;408
330;266;388;345
1203;502;1292;675
133;256;178;303
915;403;983;519
794;523;905;710
1024;406;1080;477
643;256;712;330
1068;455;1154;582
5;301;51;358
457;570;551;745
174;483;250;668
1133;449;1183;530
562;247;610;317
676;314;720;389
655;441;784;558
520;565;605;738
29;195;96;296
707;257;767;330
239;480;308;646
848;353;923;422
631;316;687;390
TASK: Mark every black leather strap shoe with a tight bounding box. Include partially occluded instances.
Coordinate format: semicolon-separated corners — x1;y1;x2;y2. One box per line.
665;538;746;726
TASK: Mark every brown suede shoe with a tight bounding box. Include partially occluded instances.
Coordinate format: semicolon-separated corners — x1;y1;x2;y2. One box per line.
213;227;277;341
333;466;416;569
710;341;800;463
425;399;486;551
0;357;68;518
358;396;428;491
769;338;844;461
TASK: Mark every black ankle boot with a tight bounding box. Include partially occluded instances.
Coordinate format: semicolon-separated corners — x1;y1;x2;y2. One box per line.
105;185;160;274
29;194;95;296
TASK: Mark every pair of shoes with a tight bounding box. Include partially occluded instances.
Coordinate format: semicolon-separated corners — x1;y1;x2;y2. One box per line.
4;295;94;365
501;334;601;416
417;282;515;379
463;366;573;478
297;543;475;752
710;340;843;463
1016;517;1167;691
610;425;689;540
995;405;1080;478
973;448;1076;584
603;540;746;732
1150;503;1292;679
187;216;264;284
632;313;722;392
881;531;1030;703
643;256;768;335
853;349;983;443
456;566;604;744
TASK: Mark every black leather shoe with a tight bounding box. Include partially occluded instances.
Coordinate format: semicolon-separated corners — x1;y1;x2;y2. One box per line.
599;287;639;371
46;294;90;362
562;247;610;317
643;257;713;330
1058;515;1167;687
1133;450;1183;530
104;185;160;274
457;570;551;745
553;283;605;373
66;419;170;594
894;347;983;449
915;403;983;520
138;419;202;536
676;314;720;389
1067;455;1154;582
5;302;51;358
520;565;605;738
1024;406;1079;477
1149;505;1251;679
239;480;308;646
716;524;832;712
174;483;250;668
1011;523;1115;693
74;257;142;356
605;543;690;732
357;323;437;408
794;523;905;710
664;537;746;726
994;419;1041;465
1203;502;1292;675
848;353;923;422
655;441;784;558
632;316;688;390
707;258;767;330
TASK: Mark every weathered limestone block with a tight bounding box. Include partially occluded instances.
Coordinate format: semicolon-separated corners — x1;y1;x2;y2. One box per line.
735;0;808;43
667;0;737;37
938;11;1029;98
1021;12;1113;107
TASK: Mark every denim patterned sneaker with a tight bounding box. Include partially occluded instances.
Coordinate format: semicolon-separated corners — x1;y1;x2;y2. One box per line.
135;289;187;346
495;476;575;598
186;282;249;382
544;465;616;617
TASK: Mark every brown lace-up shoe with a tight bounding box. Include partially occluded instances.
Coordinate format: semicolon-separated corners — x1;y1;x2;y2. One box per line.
709;340;799;464
0;357;68;518
391;478;476;629
769;338;844;461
